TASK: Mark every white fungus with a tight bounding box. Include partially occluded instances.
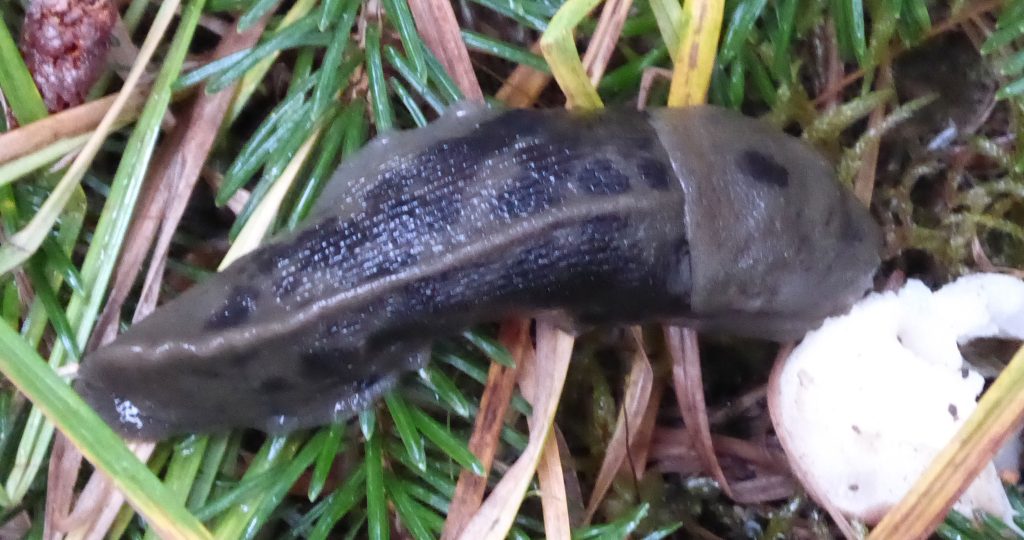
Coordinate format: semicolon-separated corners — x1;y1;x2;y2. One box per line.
771;273;1024;525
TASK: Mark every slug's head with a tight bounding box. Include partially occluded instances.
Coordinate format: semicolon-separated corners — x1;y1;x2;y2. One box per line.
651;106;882;340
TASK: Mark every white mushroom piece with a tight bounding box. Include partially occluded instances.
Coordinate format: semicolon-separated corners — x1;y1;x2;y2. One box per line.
770;273;1024;526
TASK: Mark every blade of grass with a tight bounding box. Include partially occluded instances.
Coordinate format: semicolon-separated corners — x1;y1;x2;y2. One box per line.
366;23;395;132
221;121;322;267
239;0;279;31
391;77;429;126
667;0;724;107
382;0;427;81
462;330;516;368
209;435;303;539
539;0;604;109
0;134;88;187
207;15;323;93
307;423;345;501
312;0;360;116
0;324;211;538
385;46;447;113
386;474;438;540
228;0;318;122
385;394;427;471
462;30;550;72
0;15;48;124
287;99;366;227
366;426;389;540
719;0;767;64
649;0;684;62
409;407;483;475
4;0;201;503
308;463;367;540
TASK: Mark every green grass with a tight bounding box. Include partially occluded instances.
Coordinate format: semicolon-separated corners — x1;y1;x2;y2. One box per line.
0;0;1022;538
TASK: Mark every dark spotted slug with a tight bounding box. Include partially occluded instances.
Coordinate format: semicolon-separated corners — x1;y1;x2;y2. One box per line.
77;105;881;440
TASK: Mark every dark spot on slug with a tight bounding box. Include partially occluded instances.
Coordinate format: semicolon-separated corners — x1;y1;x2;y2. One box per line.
849;484;860;492
851;424;861;434
495;172;562;219
300;347;353;381
205;285;260;330
191;365;227;380
258;376;289;393
948;403;958;421
737;149;790;188
355;372;384;392
638;158;670;191
574;158;631;195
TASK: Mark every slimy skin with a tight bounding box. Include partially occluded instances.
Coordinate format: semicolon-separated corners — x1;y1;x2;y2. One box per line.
76;105;882;439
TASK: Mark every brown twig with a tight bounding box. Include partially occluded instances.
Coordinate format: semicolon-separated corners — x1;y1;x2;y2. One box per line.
0;89;148;164
496;42;551;107
665;325;734;498
581;0;633;85
442;320;526;539
407;0;484;103
853;56;892;205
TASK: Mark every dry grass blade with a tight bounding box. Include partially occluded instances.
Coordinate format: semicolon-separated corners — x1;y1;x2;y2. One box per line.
408;0;484;103
457;322;574;540
515;331;571;538
495;42;550;107
869;343;1024;539
583;326;653;523
666;0;723;107
220;130;319;267
61;443;155;540
852;58;891;206
581;0;632;84
554;427;587;523
665;325;733;498
0;89;147;164
91;19;267;347
767;344;859;539
0;511;31;538
536;424;571;539
43;435;81;539
628;381;664;477
442;320;526;539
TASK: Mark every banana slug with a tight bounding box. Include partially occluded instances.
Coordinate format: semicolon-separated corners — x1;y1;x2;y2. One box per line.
77;105;882;440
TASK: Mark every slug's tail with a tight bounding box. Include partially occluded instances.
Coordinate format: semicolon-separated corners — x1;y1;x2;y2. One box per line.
76;342;432;441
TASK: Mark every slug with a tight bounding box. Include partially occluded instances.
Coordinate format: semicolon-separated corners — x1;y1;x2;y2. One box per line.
77;105;882;440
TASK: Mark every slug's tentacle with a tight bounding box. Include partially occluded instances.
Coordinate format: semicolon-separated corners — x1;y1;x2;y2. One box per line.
77;105;881;440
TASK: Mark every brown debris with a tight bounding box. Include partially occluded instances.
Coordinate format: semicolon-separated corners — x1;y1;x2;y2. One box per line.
442;319;526;539
408;0;484;103
20;0;118;112
665;325;734;498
